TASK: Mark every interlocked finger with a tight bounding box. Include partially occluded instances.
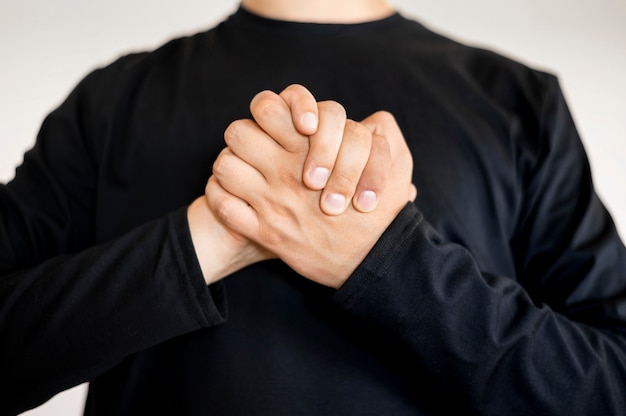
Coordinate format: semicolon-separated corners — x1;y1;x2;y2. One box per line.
320;120;372;215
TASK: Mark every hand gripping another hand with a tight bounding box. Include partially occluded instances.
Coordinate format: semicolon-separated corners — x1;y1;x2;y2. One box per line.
204;84;416;288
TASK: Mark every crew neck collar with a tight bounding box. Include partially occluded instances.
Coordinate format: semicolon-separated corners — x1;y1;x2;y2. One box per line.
229;6;404;36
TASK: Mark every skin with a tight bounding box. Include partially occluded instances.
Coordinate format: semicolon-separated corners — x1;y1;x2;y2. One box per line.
240;0;394;23
187;0;416;288
187;85;391;285
248;87;391;215
189;85;415;288
208;97;416;288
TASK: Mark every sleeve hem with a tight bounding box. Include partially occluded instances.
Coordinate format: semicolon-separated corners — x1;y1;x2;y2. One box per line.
332;202;422;308
170;207;228;327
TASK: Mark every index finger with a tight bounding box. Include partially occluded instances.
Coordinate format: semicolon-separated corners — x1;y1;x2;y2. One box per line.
279;84;319;136
250;90;308;154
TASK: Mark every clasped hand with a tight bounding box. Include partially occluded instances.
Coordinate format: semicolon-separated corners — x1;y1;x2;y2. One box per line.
189;85;415;289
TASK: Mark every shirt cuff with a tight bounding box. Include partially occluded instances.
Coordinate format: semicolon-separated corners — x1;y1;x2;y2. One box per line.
170;206;228;327
332;202;422;309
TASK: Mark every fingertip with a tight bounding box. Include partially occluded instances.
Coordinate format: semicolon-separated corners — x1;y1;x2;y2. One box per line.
300;111;318;135
354;190;378;213
305;166;330;190
279;84;319;135
321;192;347;216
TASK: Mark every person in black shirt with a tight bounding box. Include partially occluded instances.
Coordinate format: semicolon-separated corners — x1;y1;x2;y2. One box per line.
2;0;625;414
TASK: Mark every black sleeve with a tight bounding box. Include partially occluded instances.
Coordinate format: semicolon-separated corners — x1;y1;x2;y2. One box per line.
333;78;626;414
0;69;226;415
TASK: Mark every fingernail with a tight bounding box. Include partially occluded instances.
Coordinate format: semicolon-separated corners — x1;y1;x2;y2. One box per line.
302;112;318;133
308;167;330;189
356;190;377;212
323;193;346;215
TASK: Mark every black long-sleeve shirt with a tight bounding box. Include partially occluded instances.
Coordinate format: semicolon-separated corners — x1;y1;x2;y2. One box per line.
1;8;625;415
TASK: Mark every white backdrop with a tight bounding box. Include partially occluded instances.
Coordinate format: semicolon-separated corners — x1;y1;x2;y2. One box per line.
1;0;624;414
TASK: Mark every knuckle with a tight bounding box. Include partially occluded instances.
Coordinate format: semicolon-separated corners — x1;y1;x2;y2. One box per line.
345;120;372;144
212;149;232;178
319;100;347;120
251;93;283;119
366;111;398;136
212;159;225;180
251;90;276;107
223;120;245;147
372;110;396;123
281;83;307;97
215;198;236;227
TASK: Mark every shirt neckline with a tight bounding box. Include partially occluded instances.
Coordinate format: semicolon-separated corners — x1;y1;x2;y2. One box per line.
228;6;405;36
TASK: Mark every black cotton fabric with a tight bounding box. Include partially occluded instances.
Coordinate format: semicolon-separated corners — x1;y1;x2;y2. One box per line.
1;7;626;415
